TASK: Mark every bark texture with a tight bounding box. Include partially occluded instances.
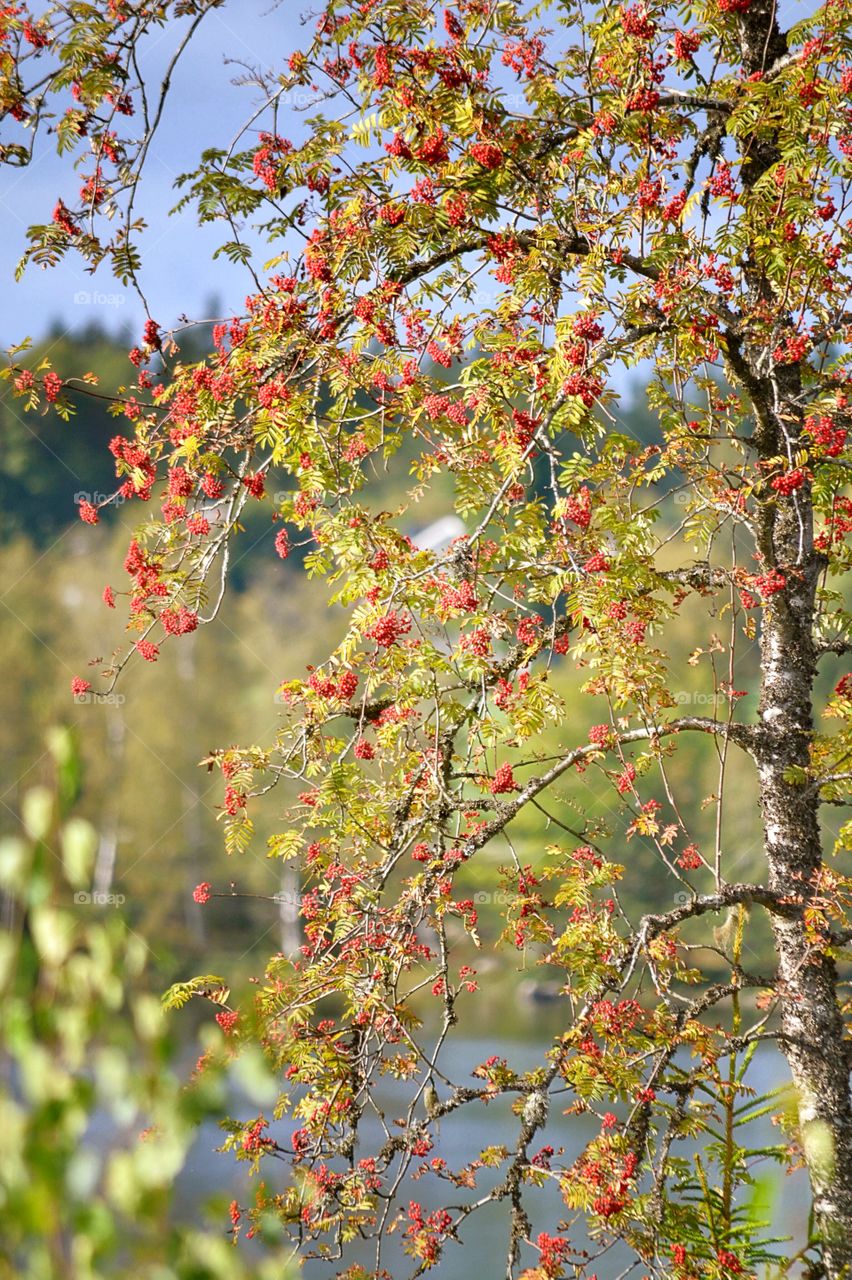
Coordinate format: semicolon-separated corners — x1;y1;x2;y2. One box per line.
758;556;852;1276
735;6;852;1272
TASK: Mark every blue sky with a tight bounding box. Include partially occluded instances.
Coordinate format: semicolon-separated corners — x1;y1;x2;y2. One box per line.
0;0;309;347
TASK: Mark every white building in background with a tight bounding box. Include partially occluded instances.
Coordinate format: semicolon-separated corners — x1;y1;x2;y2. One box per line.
411;514;465;551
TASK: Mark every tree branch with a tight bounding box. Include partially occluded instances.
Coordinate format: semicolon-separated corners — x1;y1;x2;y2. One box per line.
461;718;759;857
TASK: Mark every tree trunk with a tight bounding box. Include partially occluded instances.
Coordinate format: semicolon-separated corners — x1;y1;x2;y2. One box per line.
731;3;852;1266
758;496;852;1275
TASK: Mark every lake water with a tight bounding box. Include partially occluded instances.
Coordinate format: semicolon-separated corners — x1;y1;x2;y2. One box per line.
172;1033;808;1278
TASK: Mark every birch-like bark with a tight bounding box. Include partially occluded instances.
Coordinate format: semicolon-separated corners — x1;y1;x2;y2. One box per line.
757;537;852;1275
733;7;852;1269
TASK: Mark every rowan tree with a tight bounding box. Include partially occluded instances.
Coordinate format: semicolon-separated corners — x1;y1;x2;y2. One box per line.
4;0;852;1275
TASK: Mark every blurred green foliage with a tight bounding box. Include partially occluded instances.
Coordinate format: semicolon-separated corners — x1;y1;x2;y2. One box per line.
0;725;297;1278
